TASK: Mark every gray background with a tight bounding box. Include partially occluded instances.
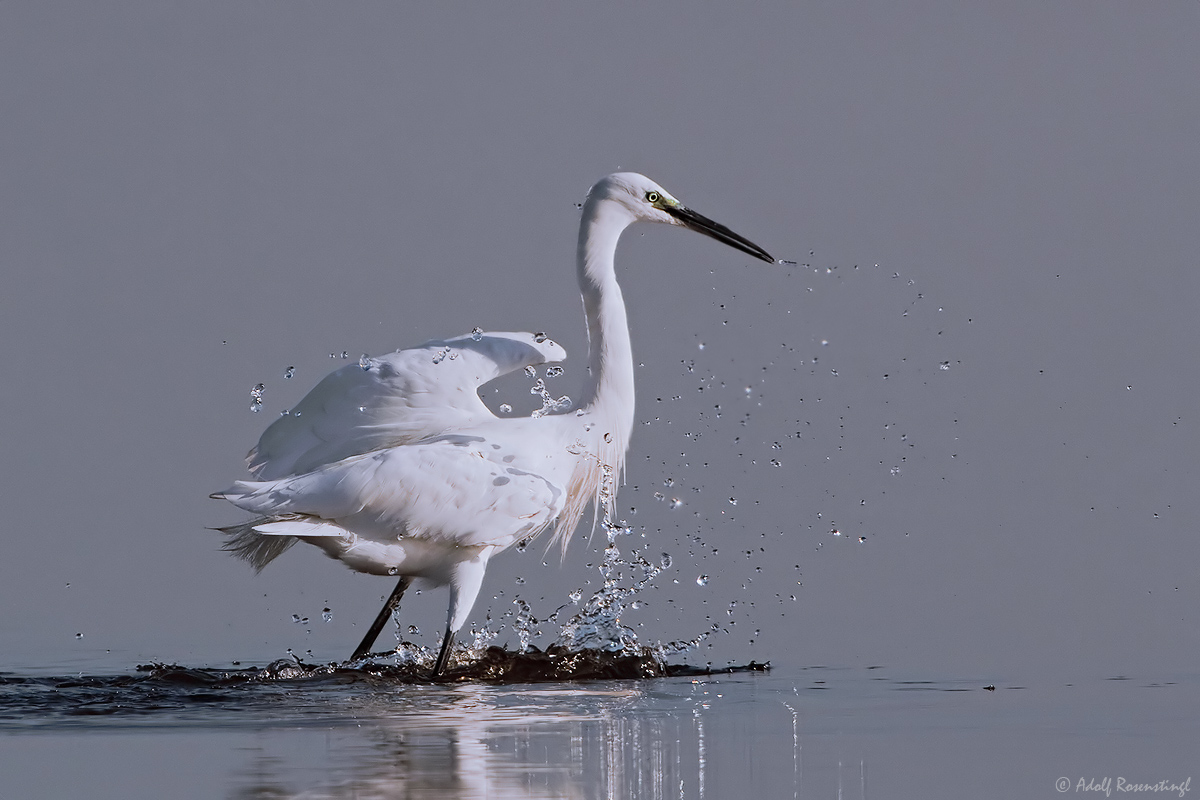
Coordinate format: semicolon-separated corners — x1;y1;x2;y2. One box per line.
2;1;1196;681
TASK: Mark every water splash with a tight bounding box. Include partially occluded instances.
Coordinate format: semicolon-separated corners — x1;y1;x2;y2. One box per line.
530;378;571;418
547;471;707;660
512;599;540;652
551;523;642;653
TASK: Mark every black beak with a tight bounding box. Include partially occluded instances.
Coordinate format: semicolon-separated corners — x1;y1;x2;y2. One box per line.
664;205;774;263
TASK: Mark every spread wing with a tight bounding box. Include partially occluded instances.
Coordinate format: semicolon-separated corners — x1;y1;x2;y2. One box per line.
248;331;566;480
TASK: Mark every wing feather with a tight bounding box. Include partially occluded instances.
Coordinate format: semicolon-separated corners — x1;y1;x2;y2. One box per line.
217;436;566;550
248;331;565;480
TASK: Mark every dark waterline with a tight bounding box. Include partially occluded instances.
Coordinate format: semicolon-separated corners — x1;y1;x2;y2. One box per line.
0;647;769;729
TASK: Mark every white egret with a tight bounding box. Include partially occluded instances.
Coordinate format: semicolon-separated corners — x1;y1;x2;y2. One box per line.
212;173;773;676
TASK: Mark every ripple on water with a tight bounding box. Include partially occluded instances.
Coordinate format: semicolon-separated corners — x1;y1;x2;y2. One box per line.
0;654;768;728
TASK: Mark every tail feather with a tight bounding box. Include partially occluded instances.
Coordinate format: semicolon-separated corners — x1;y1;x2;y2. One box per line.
214;519;298;572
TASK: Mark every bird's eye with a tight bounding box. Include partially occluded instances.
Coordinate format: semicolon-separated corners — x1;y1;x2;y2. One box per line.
646;191;660;204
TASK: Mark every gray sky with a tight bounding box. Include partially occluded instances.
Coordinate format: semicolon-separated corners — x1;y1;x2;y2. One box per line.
1;1;1196;678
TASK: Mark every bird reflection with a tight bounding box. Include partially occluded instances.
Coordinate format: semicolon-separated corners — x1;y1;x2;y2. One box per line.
226;683;705;799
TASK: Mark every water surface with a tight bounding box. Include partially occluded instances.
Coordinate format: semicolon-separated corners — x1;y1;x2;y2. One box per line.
2;658;1194;800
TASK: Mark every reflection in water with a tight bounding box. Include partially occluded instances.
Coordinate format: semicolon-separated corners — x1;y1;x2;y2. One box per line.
225;678;806;800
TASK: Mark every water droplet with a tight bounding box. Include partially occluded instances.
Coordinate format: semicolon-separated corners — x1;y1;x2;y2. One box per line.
890;465;901;476
471;327;484;341
670;498;683;509
654;491;665;502
664;477;675;487
322;608;333;622
516;540;528;552
249;383;265;413
939;361;950;370
820;339;829;346
660;553;673;568
359;354;372;371
545;365;564;378
75;632;84;639
284;366;295;379
534;332;548;343
696;574;709;586
744;386;752;395
525;365;537;377
340;351;349;359
291;614;302;623
568;588;583;604
515;577;526;585
387;566;399;576
407;624;421;636
499;403;512;413
729;497;738;506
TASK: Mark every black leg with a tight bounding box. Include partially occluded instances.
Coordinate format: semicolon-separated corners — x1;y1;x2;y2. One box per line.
350;576;410;661
432;626;455;678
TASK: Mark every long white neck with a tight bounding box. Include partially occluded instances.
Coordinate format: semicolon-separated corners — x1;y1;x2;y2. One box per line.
576;195;636;426
546;186;640;554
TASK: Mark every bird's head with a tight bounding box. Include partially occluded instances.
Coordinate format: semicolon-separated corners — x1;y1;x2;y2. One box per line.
589;172;774;263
